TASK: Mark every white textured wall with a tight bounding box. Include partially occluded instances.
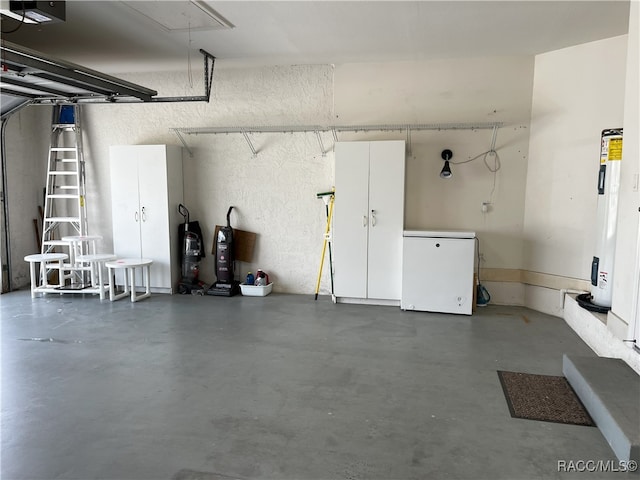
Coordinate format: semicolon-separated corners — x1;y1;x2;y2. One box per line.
3;46;630;308
612;2;640;333
83;65;335;294
524;36;628;282
3;57;535;296
334;58;533;125
78;58;535;297
3;106;51;289
334;59;534;304
524;35;630;319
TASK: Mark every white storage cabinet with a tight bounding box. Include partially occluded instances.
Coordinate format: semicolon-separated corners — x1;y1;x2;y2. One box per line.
109;145;184;293
401;230;476;315
333;140;405;304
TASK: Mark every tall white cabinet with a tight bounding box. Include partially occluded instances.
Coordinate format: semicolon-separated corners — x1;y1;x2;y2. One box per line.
333;140;406;304
109;145;184;294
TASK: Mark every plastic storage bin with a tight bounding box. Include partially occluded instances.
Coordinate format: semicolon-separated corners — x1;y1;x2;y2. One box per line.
240;282;273;296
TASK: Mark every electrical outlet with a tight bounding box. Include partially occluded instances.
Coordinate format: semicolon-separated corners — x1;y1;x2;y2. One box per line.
481;202;491;213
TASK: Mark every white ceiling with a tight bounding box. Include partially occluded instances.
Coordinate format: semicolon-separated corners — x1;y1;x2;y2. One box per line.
2;1;631;73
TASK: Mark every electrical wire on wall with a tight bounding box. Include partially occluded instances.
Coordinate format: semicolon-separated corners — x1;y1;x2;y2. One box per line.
449;144;500;307
451;148;501;201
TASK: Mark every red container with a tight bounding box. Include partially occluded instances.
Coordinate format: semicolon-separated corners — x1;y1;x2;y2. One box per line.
255;269;269;286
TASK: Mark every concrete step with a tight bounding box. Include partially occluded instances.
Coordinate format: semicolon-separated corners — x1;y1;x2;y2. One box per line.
563;354;640;464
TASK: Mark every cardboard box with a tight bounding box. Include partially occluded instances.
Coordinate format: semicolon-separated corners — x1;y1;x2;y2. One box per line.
211;227;257;263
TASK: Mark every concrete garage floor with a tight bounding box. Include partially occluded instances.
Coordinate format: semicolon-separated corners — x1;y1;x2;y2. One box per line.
0;291;629;480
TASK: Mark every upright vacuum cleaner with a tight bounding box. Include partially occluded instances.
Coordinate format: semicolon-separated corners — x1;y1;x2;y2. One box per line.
207;206;240;296
177;204;206;294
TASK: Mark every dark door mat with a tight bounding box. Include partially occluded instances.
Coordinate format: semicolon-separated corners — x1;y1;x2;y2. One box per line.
497;370;595;427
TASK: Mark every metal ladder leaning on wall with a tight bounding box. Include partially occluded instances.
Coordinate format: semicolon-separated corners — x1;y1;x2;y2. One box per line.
41;105;88;285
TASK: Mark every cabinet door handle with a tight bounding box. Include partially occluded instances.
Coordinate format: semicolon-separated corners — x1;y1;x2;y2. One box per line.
141;206;146;222
371;209;377;227
135;211;139;222
363;215;368;227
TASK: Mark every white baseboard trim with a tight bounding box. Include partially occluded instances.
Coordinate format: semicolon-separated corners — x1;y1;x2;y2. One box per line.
335;297;400;307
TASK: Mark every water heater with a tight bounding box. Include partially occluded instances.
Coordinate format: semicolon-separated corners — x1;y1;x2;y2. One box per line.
591;128;623;308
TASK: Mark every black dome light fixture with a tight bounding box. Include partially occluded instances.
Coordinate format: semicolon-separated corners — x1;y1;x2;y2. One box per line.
440;149;453;179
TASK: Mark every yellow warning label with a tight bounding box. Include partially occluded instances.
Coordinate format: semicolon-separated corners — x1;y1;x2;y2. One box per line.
608;138;623;161
80;196;85;207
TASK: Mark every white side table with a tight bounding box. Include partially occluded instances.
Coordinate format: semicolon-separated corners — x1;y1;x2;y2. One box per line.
76;253;117;300
23;253;68;298
61;235;102;285
105;258;153;302
61;235;102;261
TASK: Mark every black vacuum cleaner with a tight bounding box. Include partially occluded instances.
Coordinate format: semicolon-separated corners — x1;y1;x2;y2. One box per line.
177;204;207;294
207;206;240;296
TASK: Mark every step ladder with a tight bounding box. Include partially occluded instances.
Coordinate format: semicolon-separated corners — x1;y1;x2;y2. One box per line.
41;105;89;287
41;104;88;254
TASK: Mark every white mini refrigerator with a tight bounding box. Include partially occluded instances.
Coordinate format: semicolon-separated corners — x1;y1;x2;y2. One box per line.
401;230;476;315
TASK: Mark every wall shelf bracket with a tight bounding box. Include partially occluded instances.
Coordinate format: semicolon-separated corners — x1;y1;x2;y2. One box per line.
315;130;327;157
174;130;193;157
242;130;258;157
